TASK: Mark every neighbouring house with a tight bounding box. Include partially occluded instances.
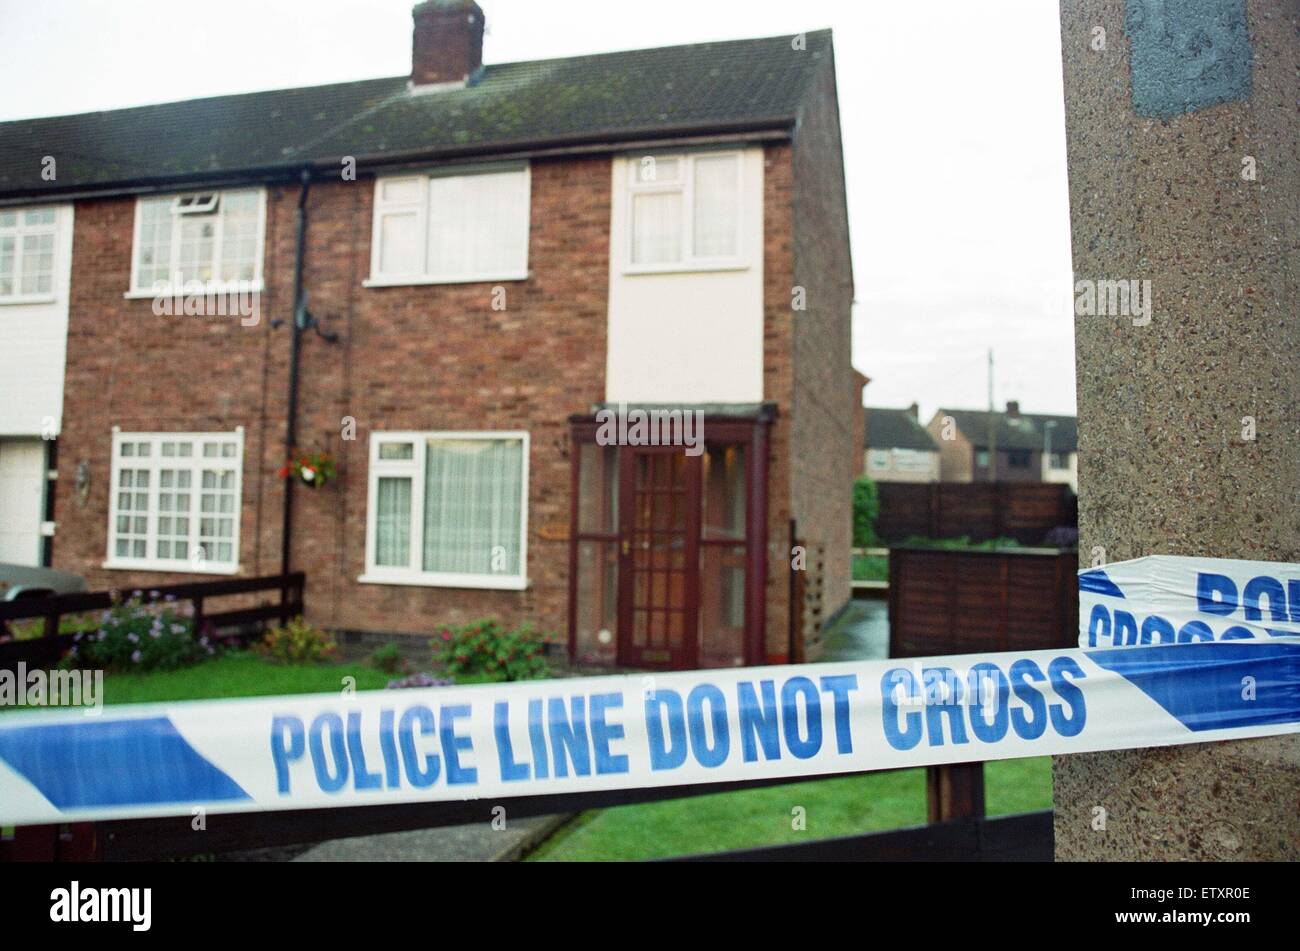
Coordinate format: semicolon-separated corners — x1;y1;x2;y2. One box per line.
926;402;1077;490
0;2;855;670
863;404;940;483
0;204;70;566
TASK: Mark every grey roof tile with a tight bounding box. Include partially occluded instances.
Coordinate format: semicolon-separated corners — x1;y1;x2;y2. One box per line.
0;31;831;198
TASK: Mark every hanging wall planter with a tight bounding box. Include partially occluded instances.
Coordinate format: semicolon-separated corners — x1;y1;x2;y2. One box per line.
279;450;337;489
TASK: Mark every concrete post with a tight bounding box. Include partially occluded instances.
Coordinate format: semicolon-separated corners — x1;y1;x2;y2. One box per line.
1054;0;1299;859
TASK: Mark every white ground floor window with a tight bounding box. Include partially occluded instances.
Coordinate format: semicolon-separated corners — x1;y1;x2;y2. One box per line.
104;429;243;574
360;431;529;590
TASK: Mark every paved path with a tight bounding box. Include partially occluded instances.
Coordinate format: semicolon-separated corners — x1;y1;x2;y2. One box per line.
292;812;571;862
818;598;889;662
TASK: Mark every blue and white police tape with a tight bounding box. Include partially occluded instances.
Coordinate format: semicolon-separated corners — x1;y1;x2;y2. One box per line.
1080;556;1300;647
1;639;1298;825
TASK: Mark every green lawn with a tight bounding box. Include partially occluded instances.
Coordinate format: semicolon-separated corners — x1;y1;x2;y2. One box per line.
852;553;889;581
527;756;1052;861
96;652;392;706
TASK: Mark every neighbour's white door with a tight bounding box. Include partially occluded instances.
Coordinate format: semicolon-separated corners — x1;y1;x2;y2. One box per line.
0;440;46;566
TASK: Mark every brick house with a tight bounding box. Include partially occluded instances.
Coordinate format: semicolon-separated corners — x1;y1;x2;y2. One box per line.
863;404;940;483
926;403;1077;490
0;1;854;670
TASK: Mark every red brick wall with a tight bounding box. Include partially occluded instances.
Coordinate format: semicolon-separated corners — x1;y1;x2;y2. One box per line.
790;49;856;652
55;156;611;642
54;142;835;664
762;144;795;661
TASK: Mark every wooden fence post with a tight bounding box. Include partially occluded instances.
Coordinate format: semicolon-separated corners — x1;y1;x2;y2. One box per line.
926;762;986;824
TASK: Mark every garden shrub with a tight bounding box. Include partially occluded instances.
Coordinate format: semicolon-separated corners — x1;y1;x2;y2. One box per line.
62;592;209;672
431;620;550;682
852;476;880;548
254;617;338;665
371;642;407;674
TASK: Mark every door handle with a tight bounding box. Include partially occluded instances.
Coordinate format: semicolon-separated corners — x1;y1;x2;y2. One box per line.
622;539;631;556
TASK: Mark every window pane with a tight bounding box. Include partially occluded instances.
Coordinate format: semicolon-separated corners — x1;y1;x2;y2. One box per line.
635;156;679;184
426;170;528;278
381;178;422;203
0;235;13;296
576;443;618;534
573;540;618;665
701;444;746;541
19;232;54;295
379;212;421;275
631;191;682;265
379;442;414;461
375;477;412;567
693;154;740;258
422;439;523;576
178;215;215;283
220;191;260;283
136;198;174;288
699;544;746;668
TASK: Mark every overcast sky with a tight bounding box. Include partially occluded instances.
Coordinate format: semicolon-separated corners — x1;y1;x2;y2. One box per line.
0;0;1076;419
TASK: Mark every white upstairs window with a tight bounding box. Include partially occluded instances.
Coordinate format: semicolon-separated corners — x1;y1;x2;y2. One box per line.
626;151;743;271
105;431;243;574
0;207;58;302
129;189;265;295
362;432;529;590
368;164;531;285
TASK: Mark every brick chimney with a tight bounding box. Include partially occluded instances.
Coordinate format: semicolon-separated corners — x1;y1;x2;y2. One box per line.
411;0;485;87
907;402;919;420
1005;400;1020;419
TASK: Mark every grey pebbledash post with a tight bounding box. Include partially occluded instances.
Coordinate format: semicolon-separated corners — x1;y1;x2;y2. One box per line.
1054;0;1299;859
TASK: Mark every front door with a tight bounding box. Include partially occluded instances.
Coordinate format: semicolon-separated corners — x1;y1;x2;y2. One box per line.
0;439;46;566
617;447;700;669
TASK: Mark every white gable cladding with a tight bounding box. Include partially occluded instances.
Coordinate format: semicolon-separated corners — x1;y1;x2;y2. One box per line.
0;203;73;436
605;148;764;404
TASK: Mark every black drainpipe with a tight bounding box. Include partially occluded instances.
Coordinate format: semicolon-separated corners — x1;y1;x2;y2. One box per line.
281;167;312;578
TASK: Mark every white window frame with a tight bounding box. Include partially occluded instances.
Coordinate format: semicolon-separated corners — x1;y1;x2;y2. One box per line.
623;149;746;275
126;188;267;298
0;206;59;305
360;431;530;590
867;449;892;469
103;429;244;575
364;163;532;287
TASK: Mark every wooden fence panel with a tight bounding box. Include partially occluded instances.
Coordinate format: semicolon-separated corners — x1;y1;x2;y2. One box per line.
889;548;1078;657
875;481;1074;545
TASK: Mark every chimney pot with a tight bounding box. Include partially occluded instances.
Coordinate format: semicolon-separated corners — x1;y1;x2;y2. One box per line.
1006;400;1020;418
411;0;485;87
907;402;919;420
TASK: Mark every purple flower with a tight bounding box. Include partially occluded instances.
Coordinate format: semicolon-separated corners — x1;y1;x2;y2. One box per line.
127;633;139;643
164;594;177;602
171;623;185;634
385;672;453;690
131;650;142;664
